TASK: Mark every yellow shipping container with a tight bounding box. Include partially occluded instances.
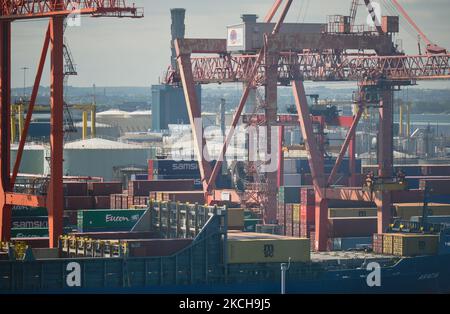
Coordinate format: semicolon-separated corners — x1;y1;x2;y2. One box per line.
392;233;439;257
227;232;310;264
382;234;393;255
394;203;450;220
329;208;377;218
293;204;301;223
228;208;244;228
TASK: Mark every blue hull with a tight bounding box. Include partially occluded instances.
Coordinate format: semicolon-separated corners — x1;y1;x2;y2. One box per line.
4;254;449;294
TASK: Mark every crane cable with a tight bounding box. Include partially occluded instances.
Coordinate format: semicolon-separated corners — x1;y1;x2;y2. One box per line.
381;0;423;44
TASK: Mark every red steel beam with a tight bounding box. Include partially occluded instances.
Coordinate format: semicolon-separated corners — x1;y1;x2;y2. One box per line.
292;80;328;251
327;108;363;186
175;41;213;193
264;0;284;23
377;88;394;234
0;1;143;20
5;193;46;208
0;20;11;241
47;16;64;248
171;52;450;85
11;23;50;187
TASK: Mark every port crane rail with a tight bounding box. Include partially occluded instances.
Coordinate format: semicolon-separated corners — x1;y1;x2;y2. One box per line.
167;0;450;251
0;0;143;247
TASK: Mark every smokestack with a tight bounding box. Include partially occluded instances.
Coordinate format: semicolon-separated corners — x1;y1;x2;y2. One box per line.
241;14;258;23
170;8;186;70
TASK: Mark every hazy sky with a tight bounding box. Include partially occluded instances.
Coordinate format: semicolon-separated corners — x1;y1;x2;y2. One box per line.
10;0;450;88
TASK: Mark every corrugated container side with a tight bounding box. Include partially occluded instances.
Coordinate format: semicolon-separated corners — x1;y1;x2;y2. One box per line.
373;234;384;254
88;182;122;196
329;217;377;237
64;196;94;210
227;237;310;264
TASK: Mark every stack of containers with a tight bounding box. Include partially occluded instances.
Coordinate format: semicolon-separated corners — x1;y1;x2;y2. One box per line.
110;179;195;209
277;186;301;236
300;187;315;238
88;182;123;209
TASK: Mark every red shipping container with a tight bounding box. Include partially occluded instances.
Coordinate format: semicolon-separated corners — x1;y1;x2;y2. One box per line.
64;196;94;210
300;187;315;205
125;238;193;257
392;189;424;203
128;179;195;196
300;204;315;224
63;182;88;196
88;182;122;196
373;233;383;254
94;196;111;209
329;217;377;237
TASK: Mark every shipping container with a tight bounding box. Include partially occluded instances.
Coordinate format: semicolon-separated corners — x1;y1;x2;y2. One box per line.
125;238;193;257
419;179;450;196
329;208;377;218
155;191;205;204
329;217;377;237
293;204;300;223
77;209;146;232
381;16;399;33
128;179;195;196
392;189;424;203
88;182;122;196
329;237;372;251
63;182;88;196
244;219;263;232
300;187;315;206
228;208;244;229
278;186;301;204
383;233;394;255
227;232;310;264
300;204;315;224
94;196;111;209
373;234;384;254
392;234;439;257
410;215;450;225
394;203;450;220
12;217;48;229
11;227;72;238
64;196;95;210
12;206;47;217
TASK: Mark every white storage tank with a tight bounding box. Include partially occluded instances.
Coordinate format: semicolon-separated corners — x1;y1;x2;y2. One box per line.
10;143;48;175
63;138;151;180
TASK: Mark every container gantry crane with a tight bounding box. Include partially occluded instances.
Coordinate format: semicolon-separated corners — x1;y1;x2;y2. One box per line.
165;0;450;251
0;0;143;248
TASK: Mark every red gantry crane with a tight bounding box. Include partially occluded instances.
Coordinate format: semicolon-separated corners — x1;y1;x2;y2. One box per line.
165;0;450;251
0;0;143;248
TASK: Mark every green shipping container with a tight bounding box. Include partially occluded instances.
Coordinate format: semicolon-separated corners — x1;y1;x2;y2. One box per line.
12;206;48;217
11;227;72;238
77;209;146;232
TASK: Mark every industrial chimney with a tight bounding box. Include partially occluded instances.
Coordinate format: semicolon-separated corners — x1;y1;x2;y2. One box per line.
170;8;186;70
241;14;258;23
